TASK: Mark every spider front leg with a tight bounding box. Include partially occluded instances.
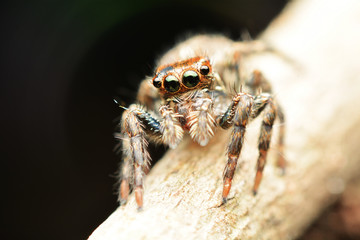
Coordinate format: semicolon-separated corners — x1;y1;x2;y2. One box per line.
117;103;183;209
218;93;253;203
117;104;164;209
118;105;151;209
118;150;131;205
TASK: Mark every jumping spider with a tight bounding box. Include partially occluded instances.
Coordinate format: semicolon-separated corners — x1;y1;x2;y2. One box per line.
116;35;285;209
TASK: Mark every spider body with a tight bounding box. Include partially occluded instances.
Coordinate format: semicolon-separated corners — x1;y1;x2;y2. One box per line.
116;35;285;209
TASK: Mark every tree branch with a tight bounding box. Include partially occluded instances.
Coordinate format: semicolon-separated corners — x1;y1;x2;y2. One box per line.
89;0;360;239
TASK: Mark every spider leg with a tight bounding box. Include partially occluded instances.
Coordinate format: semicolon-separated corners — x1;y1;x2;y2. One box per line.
118;145;131;205
218;93;253;203
247;69;272;95
117;104;162;209
248;70;286;171
117;103;183;209
251;93;277;195
276;104;286;172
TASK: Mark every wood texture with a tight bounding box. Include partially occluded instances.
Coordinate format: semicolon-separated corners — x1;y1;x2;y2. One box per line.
89;0;360;239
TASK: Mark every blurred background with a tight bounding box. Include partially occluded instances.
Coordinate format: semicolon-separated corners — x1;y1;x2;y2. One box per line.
0;0;288;239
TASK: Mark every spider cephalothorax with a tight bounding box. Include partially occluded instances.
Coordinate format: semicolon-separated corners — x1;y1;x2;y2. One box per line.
152;57;214;99
116;35;285;210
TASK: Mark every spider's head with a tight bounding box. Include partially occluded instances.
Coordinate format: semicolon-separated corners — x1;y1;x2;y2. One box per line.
152;57;213;98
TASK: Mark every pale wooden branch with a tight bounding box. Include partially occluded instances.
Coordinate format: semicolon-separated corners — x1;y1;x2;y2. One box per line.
89;0;360;239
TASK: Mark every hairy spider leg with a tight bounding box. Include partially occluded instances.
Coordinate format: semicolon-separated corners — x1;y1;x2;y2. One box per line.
251;93;277;195
118;103;185;209
218;93;253;203
119;153;131;205
276;104;286;172
247;70;286;172
118;104;163;209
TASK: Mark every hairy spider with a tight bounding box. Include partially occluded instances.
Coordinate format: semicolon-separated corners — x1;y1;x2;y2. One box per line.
115;35;285;209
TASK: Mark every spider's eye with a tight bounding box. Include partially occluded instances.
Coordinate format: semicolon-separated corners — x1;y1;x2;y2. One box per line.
182;70;200;88
164;75;180;92
153;78;162;88
199;65;210;75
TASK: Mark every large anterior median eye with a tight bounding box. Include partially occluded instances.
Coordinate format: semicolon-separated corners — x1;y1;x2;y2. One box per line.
182;70;200;88
164;75;180;92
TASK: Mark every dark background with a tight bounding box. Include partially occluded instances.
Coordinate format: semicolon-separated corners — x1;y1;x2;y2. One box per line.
0;1;287;239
